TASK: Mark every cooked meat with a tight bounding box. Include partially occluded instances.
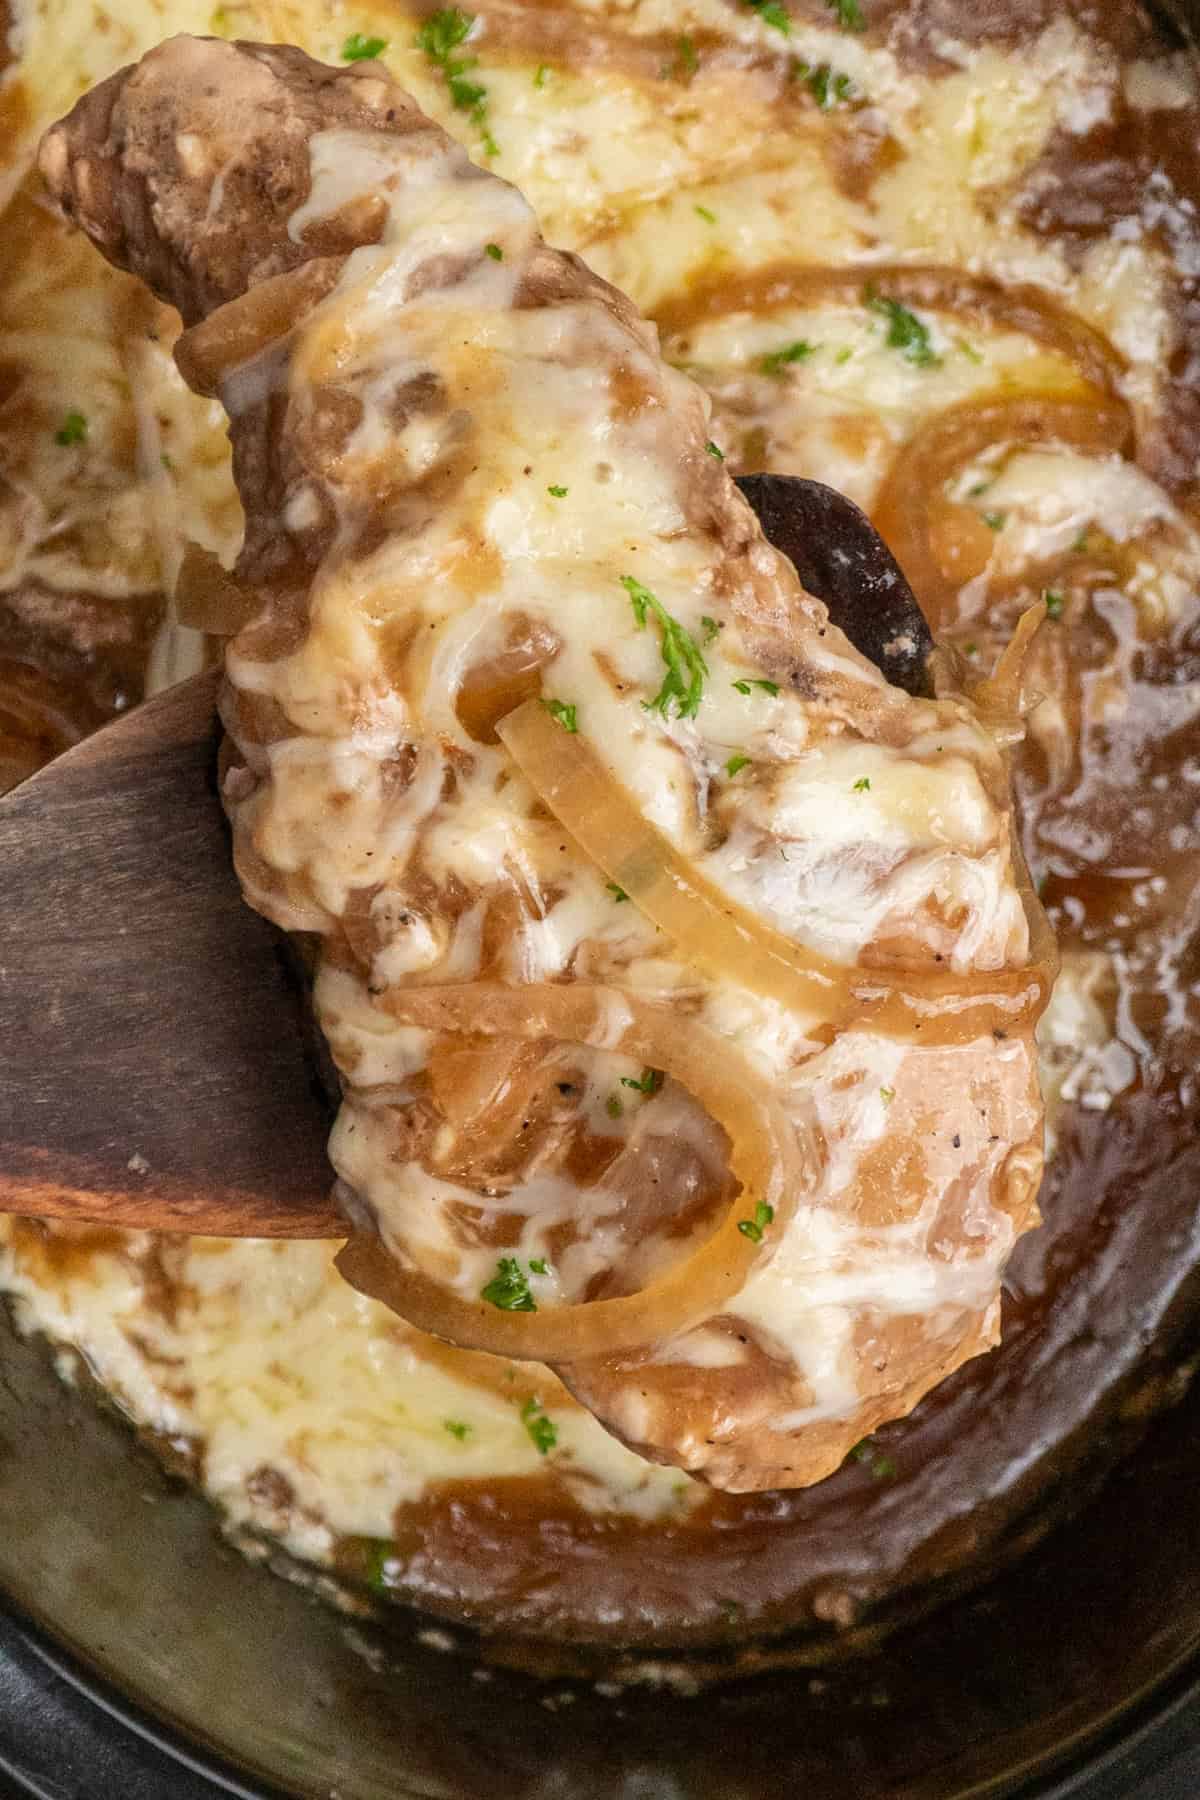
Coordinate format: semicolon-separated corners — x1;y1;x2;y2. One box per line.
40;35;1050;1491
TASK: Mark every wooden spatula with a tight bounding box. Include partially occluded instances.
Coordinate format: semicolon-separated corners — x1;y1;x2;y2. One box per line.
0;477;930;1237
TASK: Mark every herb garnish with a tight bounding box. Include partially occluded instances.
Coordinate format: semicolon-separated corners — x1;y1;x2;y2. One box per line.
533;62;549;87
529;1257;550;1276
443;1419;471;1440
850;1438;897;1479
732;677;779;696
738;1200;775;1243
983;510;1006;531
622;576;708;719
54;410;88;446
827;0;865;29
705;441;725;461
416;9;498;158
865;287;939;367
547;483;568;497
743;0;791;35
540;697;578;733
481;1257;537;1312
1043;588;1064;619
760;339;815;376
726;752;751;777
520;1396;558;1455
484;241;503;260
700;615;721;644
341;32;386;60
852;775;871;792
695;203;717;224
675;34;699;78
620;1068;663;1095
606;881;630;902
879;1085;895;1105
606;1094;623;1119
795;61;854;108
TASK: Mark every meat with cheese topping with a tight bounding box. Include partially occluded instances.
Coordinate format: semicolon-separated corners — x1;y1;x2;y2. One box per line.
39;34;1050;1491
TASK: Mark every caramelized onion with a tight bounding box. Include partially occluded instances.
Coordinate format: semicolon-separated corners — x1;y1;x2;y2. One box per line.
0;659;92;795
497;699;1054;1044
654;262;1128;402
873;395;1132;623
175;258;346;397
336;983;804;1358
176;543;263;637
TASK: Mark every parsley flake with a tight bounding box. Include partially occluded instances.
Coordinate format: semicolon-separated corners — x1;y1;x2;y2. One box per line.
983;511;1007;531
417;10;498;158
700;615;721;644
540;697;578;733
529;1257;550;1276
1043;588;1064;619
850;1438;897;1479
520;1397;558;1455
341;32;387;60
547;482;568;497
737;1200;776;1244
621;576;708;719
533;62;549;87
732;677;779;696
726;752;751;777
827;0;865;29
695;203;717;224
865;287;939;367
443;1419;471;1440
620;1068;663;1095
760;339;815;376
606;881;630;902
705;441;725;461
484;241;503;260
54;410;88;446
360;1538;396;1595
676;34;699;78
852;776;871;792
606;1094;624;1119
880;1085;895;1105
795;61;855;108
481;1257;537;1312
743;0;791;34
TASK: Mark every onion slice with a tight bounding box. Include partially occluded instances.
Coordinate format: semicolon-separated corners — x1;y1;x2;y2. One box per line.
175;257;346;397
336;983;804;1359
497;699;1054;1044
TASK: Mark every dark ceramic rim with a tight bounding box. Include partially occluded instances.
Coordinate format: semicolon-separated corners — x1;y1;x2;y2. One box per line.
2;1591;1200;1800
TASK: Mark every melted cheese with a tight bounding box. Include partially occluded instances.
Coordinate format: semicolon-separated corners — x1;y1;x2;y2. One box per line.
1;0;1196;1533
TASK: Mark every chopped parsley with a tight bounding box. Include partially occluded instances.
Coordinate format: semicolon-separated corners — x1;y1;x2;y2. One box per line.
700;615;721;644
957;338;983;364
743;0;791;34
520;1396;558;1455
852;775;871;792
1043;588;1064;619
341;31;387;60
540;697;578;733
705;441;725;461
416;9;498;159
676;34;699;78
481;1257;537;1312
760;338;816;376
54;410;88;446
533;62;549;87
795;61;854;108
360;1537;396;1595
695;203;718;224
620;1067;663;1095
529;1257;550;1276
484;241;503;260
443;1419;472;1440
732;677;779;696
621;575;708;719
964;641;979;657
737;1200;776;1244
726;752;751;777
827;0;865;29
606;881;630;902
865;287;939;367
849;1438;897;1480
983;511;1007;531
879;1085;895;1105
547;483;568;497
606;1094;624;1119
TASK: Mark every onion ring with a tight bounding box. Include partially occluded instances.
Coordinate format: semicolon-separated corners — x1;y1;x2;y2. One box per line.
497;698;1055;1044
335;983;804;1359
